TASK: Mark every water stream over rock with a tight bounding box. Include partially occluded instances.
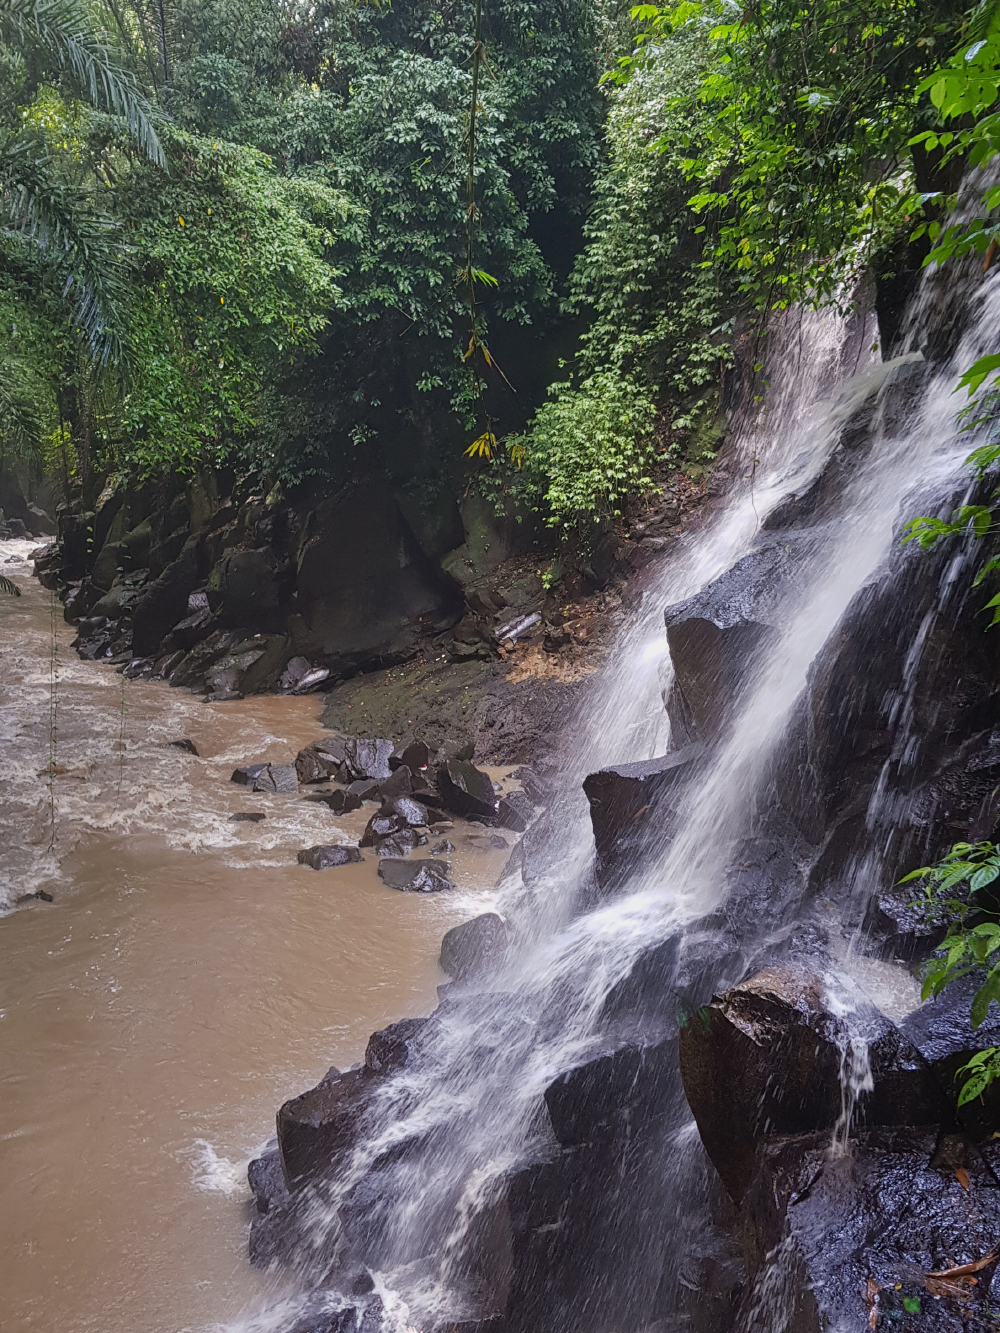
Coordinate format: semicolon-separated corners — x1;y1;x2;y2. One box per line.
229;264;1000;1333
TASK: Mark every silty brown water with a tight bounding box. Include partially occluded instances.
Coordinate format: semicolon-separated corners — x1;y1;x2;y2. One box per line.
0;540;513;1333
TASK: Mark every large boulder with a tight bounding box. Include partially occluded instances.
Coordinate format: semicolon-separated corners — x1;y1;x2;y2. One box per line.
583;747;701;887
365;1017;430;1073
662;534;811;744
440;913;508;982
276;1067;376;1190
131;537;203;654
297;845;363;870
678;966;947;1204
543;1039;674;1147
737;1126;1000;1333
169;630;241;690
377;858;452;892
290;479;462;676
342;738;395;782
208;547;286;631
205;634;287;698
900;972;1000;1139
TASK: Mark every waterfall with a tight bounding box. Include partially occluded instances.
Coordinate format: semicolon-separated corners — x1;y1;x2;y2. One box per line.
231;262;1000;1333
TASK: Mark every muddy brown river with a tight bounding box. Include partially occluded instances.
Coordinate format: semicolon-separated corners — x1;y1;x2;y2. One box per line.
0;539;512;1333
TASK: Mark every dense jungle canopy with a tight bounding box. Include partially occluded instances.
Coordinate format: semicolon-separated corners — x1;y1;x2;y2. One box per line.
4;0;1000;531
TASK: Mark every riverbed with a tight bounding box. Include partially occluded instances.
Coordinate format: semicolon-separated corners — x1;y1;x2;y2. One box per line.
0;539;510;1333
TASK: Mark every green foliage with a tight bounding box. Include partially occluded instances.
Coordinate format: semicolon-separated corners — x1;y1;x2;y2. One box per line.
903;503;994;546
512;371;657;528
612;0;961;311
505;8;730;527
0;0;607;493
113;128;347;474
902;840;1000;1104
0;573;21;594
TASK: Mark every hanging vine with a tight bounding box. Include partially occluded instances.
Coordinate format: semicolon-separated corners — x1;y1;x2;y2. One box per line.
460;0;522;468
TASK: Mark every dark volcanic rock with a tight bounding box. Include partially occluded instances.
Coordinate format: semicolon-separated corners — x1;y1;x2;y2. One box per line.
496;790;534;833
392;739;430;772
209;547;285;631
277;1067;375;1189
377;858;452;892
162;737;199;755
342;738;395;782
248;1146;290;1215
439;760;498;818
365;1017;430;1073
543;1040;675;1147
297;845;363;870
900;972;1000;1137
376;765;413;800
376;829;427;857
311;788;364;815
169;630;240;690
679;966;947;1204
738;1126;1000;1333
439;913;508;982
382;795;429;827
206;634;286;699
583;747;701;886
360;811;409;847
347;779;381;802
230;811;266;822
291;479;462;677
130;535;201;657
295;738;348;785
231;762;297;793
662;534;811;744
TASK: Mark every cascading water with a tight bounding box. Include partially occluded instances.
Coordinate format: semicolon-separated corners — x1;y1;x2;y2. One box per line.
232;258;1000;1333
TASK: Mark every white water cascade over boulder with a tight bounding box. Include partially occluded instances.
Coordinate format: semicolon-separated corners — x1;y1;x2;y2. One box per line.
237;262;1000;1333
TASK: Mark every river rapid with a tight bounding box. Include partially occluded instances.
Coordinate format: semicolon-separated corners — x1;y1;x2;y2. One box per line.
0;540;510;1333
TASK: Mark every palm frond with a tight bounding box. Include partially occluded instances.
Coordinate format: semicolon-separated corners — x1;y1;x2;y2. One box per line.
1;130;133;362
0;351;46;457
0;574;22;594
1;0;164;165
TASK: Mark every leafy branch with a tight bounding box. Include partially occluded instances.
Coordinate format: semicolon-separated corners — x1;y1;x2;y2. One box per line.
901;841;1000;1105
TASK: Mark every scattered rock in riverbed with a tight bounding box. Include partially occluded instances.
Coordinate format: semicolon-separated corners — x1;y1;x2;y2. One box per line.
230;812;266;822
438;759;498;818
308;788;363;815
297;845;363;870
231;762;298;793
359;811;411;847
431;839;454;854
346;778;380;802
16;890;54;903
377;858;452;892
162;738;199;755
381;795;429;827
295;737;348;784
376;829;427;857
341;738;394;782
